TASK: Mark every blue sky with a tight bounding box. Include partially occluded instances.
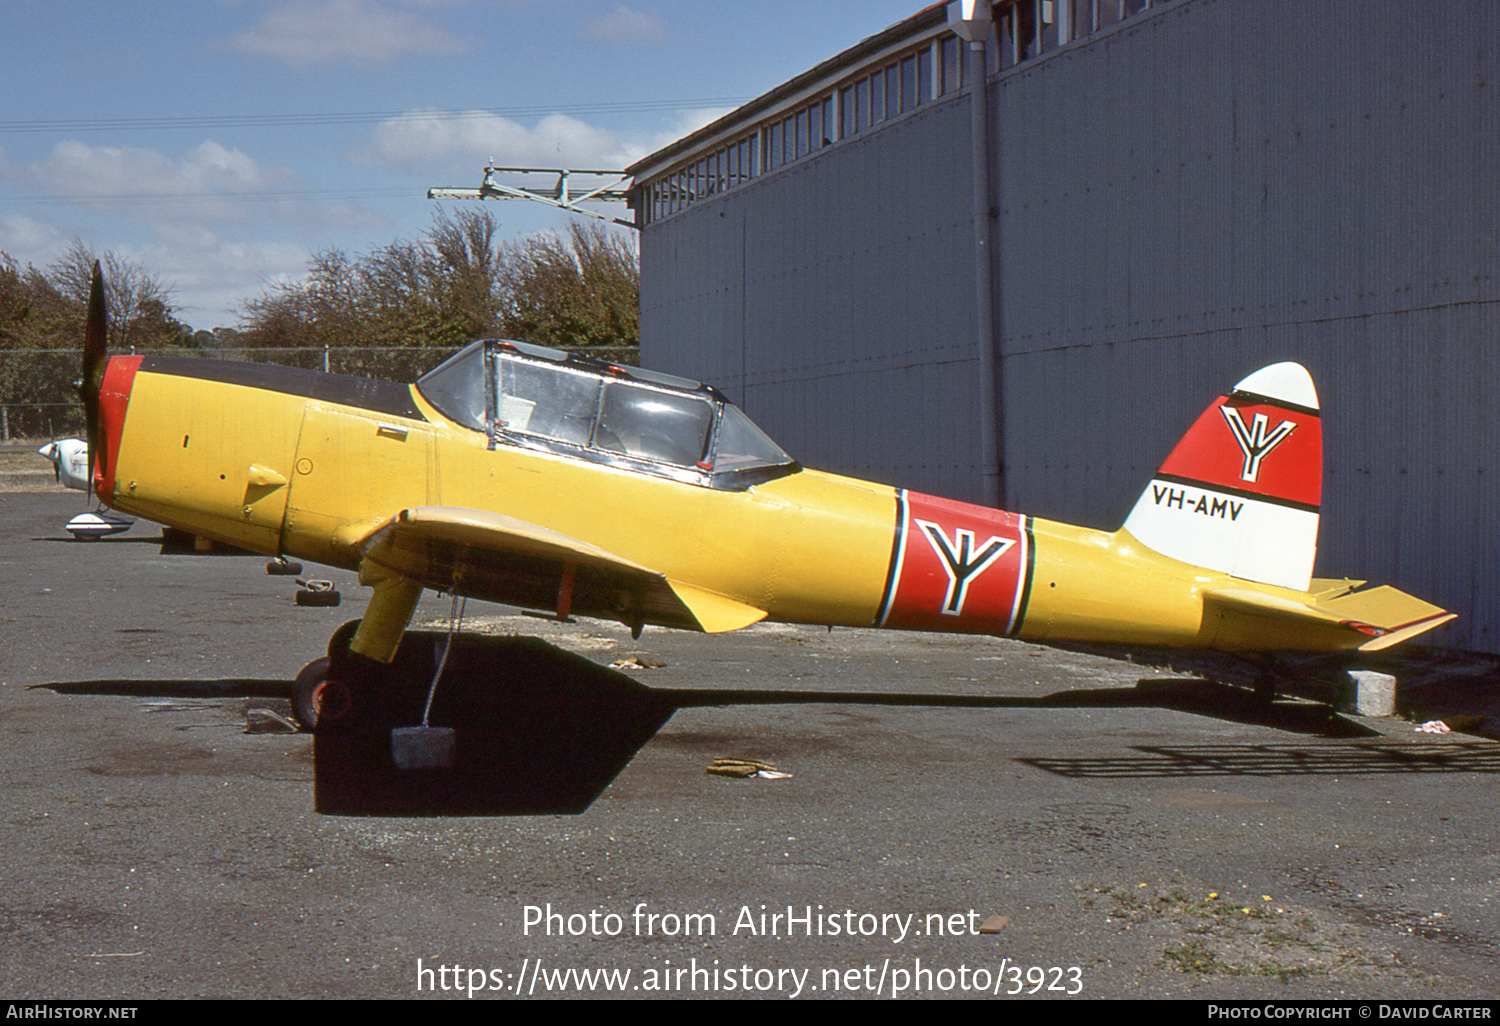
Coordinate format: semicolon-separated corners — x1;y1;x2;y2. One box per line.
1;0;927;331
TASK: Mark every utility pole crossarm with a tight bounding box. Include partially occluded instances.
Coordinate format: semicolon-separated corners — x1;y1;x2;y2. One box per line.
428;164;636;229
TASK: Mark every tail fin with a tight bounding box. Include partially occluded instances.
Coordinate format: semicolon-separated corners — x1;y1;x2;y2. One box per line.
1122;363;1322;592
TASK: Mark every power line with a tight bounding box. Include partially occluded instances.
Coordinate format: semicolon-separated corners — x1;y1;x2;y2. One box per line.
0;187;418;208
0;99;748;136
0;184;632;210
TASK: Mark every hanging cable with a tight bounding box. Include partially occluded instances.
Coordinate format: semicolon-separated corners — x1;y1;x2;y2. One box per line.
421;591;466;727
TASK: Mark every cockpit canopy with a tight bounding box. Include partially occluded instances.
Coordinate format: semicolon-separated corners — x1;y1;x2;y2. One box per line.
417;340;798;489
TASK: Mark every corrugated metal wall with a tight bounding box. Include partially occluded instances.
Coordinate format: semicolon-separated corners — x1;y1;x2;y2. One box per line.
642;95;981;498
640;0;1500;651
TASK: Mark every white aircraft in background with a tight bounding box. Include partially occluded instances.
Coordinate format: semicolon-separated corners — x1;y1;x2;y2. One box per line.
37;438;133;540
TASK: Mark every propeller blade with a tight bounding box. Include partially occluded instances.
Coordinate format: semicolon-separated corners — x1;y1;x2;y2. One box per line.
78;261;108;499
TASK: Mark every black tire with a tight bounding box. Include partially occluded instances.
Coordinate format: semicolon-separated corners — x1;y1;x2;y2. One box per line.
295;587;341;607
327;620;362;662
291;657;353;731
266;559;304;576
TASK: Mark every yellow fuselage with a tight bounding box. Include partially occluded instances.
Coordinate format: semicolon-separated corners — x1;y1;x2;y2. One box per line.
97;358;1368;654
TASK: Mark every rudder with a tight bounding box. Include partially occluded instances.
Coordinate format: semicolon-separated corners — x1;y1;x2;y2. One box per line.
1122;363;1322;591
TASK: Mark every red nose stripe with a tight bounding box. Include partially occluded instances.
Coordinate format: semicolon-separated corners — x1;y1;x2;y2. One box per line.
94;355;143;501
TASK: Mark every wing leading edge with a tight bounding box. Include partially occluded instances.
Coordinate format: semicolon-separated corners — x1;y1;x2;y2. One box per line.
349;506;767;635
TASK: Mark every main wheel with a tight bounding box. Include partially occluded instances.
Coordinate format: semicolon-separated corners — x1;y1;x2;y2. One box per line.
291;656;353;731
327;619;362;662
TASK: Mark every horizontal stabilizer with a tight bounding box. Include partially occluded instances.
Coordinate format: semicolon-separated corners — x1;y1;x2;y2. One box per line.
1316;584;1457;651
1205;584;1453;652
1305;577;1367;600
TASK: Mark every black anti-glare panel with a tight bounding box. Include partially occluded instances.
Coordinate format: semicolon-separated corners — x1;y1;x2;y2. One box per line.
140;356;427;422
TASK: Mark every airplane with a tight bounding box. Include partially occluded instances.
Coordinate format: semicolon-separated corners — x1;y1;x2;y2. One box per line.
37;437;135;539
74;265;1452;738
38;438;91;491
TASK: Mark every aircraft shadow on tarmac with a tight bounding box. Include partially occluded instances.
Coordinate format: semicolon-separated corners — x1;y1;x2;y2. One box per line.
38;631;1500;816
37;535;158;544
38;532;254;554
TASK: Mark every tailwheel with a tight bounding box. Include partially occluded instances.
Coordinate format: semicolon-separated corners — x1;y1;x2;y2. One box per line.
291;656;353;732
1249;658;1283;708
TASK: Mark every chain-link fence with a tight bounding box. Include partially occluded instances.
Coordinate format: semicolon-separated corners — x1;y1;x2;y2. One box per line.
0;344;639;442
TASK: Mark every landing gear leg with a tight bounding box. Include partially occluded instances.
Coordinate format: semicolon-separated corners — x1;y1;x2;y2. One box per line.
350;560;424;663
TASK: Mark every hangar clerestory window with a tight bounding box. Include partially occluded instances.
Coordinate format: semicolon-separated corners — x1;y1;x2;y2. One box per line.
635;2;1169;226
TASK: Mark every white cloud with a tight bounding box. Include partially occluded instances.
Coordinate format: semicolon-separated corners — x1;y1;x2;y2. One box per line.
356;105;738;173
0;141;376;328
138;236;315;328
0;215;65;260
358;110;634;170
12;140;301;224
0;141;395;243
0;216;311;329
227;0;470;66
582;5;667;46
617;106;737;166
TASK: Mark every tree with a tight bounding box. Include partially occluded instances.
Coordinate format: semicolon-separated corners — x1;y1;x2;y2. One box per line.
0;243;186;438
240;210;507;350
0;253;71;350
48;239;186;351
499;222;639;349
237;212;639;352
423;205;504;342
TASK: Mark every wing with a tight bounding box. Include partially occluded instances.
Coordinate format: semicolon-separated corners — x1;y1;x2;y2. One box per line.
348;506;767;634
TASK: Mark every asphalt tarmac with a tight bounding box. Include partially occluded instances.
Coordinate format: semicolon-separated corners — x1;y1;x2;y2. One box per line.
1;485;1498;1000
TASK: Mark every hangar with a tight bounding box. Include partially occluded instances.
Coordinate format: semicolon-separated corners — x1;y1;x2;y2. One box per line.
625;0;1500;653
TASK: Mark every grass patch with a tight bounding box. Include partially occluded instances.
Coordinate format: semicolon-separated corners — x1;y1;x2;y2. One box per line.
1088;878;1424;985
